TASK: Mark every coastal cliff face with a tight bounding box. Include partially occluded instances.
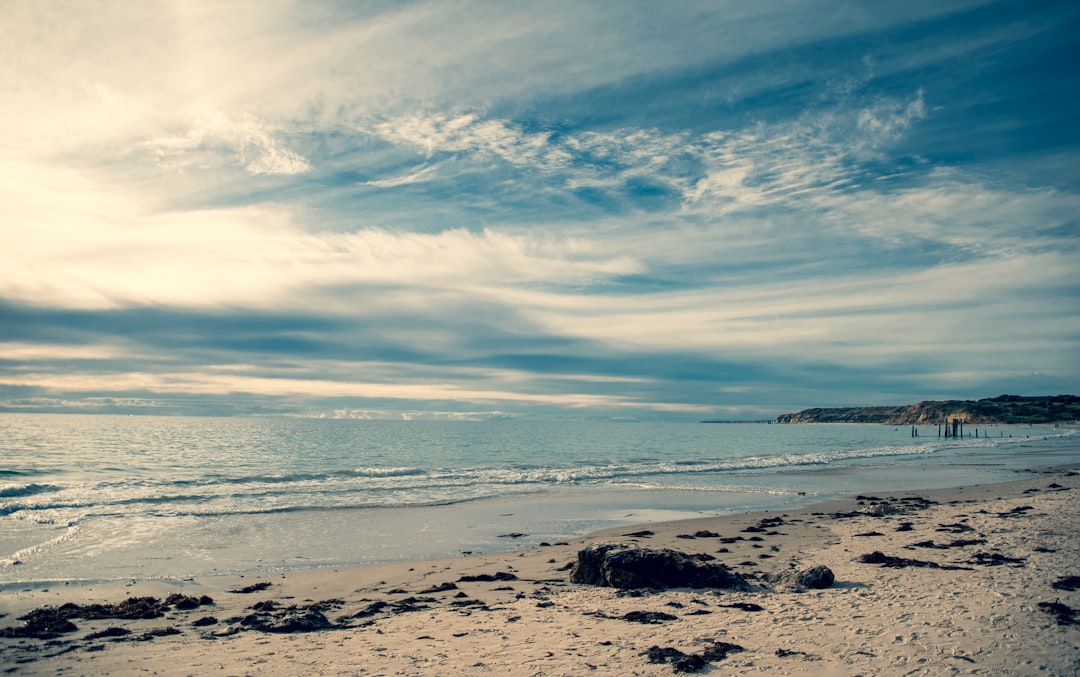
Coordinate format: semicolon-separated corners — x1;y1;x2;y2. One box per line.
775;395;1080;425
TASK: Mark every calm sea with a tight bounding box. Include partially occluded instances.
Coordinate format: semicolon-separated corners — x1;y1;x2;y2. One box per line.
1;414;1075;584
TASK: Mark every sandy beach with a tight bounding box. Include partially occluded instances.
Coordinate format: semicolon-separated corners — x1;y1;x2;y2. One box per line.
2;467;1078;676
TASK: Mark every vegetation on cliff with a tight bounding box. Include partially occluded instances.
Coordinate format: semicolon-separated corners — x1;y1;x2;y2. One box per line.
775;395;1080;425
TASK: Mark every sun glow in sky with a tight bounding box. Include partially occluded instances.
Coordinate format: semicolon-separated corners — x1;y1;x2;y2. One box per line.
2;0;1078;419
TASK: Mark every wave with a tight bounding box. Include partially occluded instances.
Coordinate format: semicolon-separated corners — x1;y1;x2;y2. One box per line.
352;467;427;478
0;483;62;498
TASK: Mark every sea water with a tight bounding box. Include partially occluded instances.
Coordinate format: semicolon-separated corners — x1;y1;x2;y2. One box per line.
1;414;1075;584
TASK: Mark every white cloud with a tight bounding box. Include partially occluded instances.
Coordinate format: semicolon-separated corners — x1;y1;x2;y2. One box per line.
0;368;709;414
147;111;310;176
0;159;640;310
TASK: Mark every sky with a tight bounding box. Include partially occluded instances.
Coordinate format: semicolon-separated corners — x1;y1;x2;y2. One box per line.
1;0;1078;421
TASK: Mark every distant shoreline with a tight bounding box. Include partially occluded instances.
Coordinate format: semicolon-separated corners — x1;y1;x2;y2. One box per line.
774;394;1078;425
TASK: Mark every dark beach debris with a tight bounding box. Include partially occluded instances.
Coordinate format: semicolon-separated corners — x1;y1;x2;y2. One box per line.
854;531;886;537
84;627;131;640
348;597;435;620
776;648;821;660
1034;546;1057;553
1038;601;1079;626
861;502;903;517
936;522;975;534
644;641;745;673
1;608;79;639
677;530;721;539
569;544;752;591
419;581;459;594
623;610;678;624
856;551;973;571
1051;575;1080;592
896;522;915;532
645;646;705;673
739;516;787;534
164;593;213;610
829;510;864;519
229;581;273;594
996;505;1035;518
763;565;835;592
449;599;490;611
191;616;218;627
133;626;182;641
457;571;518;583
0;594;217;640
498;533;527;539
718;602;765;612
623;530;655;538
239;605;333;633
907;538;987;550
967;552;1026;567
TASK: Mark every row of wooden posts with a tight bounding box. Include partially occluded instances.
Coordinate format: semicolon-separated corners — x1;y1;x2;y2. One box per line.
909;419;1005;438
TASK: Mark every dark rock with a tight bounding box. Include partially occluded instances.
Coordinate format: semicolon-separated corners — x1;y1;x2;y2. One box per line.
191;616;218;627
419;582;459;594
569;544;751;591
764;565;835;591
623;530;654;537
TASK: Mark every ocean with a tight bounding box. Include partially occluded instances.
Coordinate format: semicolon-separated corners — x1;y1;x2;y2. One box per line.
1;414;1076;585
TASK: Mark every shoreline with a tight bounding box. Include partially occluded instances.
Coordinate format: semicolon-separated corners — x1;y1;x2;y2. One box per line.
3;468;1079;674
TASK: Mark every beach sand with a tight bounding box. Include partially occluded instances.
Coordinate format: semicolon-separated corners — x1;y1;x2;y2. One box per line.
2;468;1078;676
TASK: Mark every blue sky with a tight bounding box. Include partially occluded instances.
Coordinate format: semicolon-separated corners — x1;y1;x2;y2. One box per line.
1;0;1078;420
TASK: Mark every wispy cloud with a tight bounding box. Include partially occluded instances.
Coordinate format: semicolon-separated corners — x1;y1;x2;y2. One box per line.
147;111;311;176
2;0;1077;417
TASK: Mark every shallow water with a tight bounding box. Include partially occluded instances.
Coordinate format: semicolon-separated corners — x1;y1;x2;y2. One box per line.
1;414;1075;583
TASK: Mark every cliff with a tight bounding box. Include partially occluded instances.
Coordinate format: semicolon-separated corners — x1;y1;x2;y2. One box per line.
775;394;1080;425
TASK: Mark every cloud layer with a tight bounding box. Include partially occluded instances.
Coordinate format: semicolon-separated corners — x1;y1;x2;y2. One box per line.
2;0;1077;419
